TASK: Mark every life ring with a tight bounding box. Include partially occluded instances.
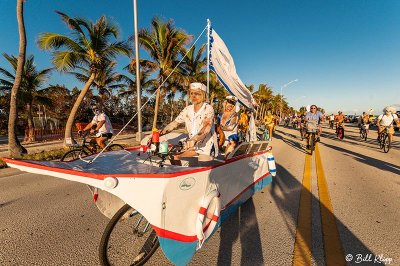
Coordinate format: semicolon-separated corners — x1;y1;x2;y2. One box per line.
196;190;221;248
267;152;276;176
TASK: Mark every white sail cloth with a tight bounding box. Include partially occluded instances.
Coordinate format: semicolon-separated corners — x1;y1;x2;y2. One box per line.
209;28;256;110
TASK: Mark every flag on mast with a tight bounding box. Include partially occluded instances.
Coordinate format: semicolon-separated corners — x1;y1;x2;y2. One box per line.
208;25;256;110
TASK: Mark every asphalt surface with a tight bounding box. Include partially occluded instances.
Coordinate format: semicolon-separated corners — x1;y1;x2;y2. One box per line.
0;123;398;265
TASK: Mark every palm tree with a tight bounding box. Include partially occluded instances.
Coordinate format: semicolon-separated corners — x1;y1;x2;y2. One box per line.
68;61;128;107
137;17;192;129
38;11;130;145
118;59;158;124
8;0;27;157
0;54;55;143
178;44;207;105
253;83;273;120
208;72;227;113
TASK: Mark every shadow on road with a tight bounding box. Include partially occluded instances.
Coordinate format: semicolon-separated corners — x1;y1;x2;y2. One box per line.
321;128;400;151
217;198;264;266
274;129;307;154
269;163;377;264
320;142;400;176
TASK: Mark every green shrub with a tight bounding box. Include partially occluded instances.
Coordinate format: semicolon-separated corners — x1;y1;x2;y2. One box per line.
22;148;67;161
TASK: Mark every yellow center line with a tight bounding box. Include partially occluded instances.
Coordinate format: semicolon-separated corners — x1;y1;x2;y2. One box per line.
315;144;346;266
292;153;312;266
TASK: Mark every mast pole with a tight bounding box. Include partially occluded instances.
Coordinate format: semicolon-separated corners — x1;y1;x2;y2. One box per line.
133;0;143;141
207;19;210;103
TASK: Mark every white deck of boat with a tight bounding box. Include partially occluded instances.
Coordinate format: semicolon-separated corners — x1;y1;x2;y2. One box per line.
23;150;202;175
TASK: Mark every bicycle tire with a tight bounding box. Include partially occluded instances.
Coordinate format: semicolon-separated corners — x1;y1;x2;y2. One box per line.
108;144;125;151
364;130;368;141
339;128;344;139
99;204;160;266
60;149;88;162
379;134;385;149
383;135;390;153
308;133;314;155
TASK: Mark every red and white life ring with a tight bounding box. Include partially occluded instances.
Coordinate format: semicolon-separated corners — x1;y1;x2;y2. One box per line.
196;190;221;248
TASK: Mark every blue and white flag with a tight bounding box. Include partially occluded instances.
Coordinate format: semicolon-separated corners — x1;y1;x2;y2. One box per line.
209;27;256;110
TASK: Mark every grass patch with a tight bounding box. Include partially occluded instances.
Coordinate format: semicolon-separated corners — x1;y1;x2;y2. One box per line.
22;148;67;161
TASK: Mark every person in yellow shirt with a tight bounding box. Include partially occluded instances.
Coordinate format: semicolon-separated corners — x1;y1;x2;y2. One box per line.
263;110;275;141
238;109;250;142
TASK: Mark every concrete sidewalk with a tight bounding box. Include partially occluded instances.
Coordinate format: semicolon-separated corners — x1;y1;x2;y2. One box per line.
0;133;147;158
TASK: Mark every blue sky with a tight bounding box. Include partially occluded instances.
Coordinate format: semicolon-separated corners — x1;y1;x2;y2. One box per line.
0;0;399;115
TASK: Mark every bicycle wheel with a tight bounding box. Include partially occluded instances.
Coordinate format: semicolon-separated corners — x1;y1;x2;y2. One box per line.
108;144;125;151
308;134;314;154
379;134;385;149
338;128;344;139
364;130;368;141
383;135;391;153
60;149;88;162
300;129;304;141
99;204;160;266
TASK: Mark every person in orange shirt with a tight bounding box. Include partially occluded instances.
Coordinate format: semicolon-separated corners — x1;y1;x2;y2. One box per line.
334;111;345;131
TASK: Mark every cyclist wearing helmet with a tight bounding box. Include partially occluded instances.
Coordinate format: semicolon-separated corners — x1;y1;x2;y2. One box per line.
79;105;113;149
377;106;400;143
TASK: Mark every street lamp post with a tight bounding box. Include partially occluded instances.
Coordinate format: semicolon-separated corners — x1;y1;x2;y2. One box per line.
279;79;298;124
133;0;143;141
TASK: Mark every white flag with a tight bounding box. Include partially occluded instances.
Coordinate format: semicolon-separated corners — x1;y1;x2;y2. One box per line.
209;27;256;110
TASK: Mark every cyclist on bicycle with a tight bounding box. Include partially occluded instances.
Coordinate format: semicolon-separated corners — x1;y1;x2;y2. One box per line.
328;114;335;129
360;112;370;132
335;111;345;131
299;113;306;137
79;105;113;149
305;104;324;148
377;106;400;144
263;110;275;141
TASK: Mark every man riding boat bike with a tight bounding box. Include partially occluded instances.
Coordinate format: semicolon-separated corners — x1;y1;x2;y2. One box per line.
305;104;324;149
79;104;113;150
160;82;217;166
377;106;400;145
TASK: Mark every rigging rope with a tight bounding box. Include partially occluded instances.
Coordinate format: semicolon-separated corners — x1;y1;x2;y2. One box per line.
87;24;209;164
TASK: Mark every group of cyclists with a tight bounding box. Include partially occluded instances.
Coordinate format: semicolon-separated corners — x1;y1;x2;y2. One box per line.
270;105;400;151
78;80;399;164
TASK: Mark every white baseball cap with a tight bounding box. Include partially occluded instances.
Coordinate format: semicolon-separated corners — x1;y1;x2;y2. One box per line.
190;82;207;92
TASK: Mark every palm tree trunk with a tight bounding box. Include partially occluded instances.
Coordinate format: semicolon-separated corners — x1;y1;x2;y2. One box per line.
64;73;95;147
209;92;215;109
152;76;163;129
8;0;27;158
170;97;174;122
25;102;35;143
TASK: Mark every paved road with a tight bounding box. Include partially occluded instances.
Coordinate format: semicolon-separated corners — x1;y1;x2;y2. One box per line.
0;136;23;145
0;124;398;265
